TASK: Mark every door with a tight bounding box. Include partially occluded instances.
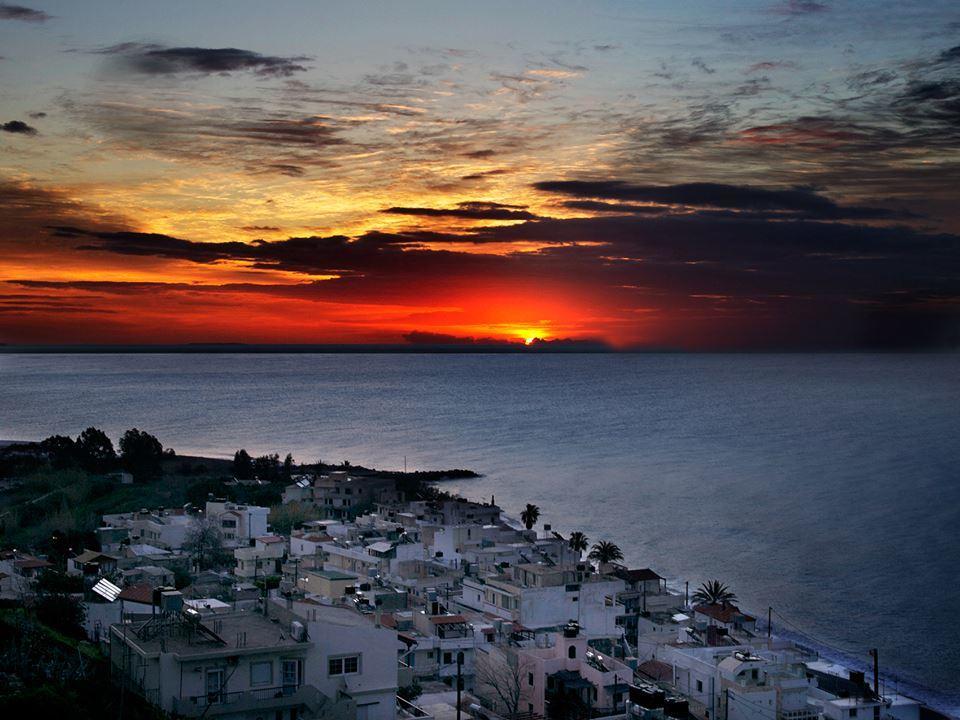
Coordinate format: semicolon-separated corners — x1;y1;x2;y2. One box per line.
205;668;224;705
282;659;301;695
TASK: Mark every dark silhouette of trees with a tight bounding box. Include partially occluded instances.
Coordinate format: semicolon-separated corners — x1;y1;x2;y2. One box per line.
253;453;281;481
568;531;589;555
233;449;253;479
119;428;165;481
282;453;295;481
692;580;737;606
588;540;624;566
40;435;77;469
520;503;541;530
74;427;116;473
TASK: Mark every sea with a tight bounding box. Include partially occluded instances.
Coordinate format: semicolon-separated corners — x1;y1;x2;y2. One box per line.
1;352;958;714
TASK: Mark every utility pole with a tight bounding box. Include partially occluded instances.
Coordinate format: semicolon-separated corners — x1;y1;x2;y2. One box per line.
870;648;879;695
685;581;689;608
456;651;464;720
767;606;772;641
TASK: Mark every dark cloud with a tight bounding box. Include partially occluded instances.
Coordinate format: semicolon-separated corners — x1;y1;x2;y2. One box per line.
33;208;960;349
770;0;828;15
0;4;50;22
559;200;669;215
936;45;960;64
96;43;310;78
381;201;538;221
533;180;908;220
28;111;47;119
463;149;497;158
1;120;38;135
240;225;282;233
691;57;716;75
460;169;509;181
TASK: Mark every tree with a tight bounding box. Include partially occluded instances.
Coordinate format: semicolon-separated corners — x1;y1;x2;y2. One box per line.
568;531;589;556
184;517;227;570
520;503;541;531
253;453;281;482
588;540;624;566
233;449;254;479
282;453;295;481
269;501;321;536
41;435;77;469
34;590;86;638
475;646;533;717
692;580;737;606
119;428;165;481
75;427;116;473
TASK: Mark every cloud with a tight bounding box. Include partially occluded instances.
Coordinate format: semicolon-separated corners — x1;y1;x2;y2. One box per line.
770;0;828;15
463;149;497;158
381;201;538;221
3;172;958;350
0;3;50;22
691;57;716;75
533;180;908;220
1;120;38;135
96;43;310;78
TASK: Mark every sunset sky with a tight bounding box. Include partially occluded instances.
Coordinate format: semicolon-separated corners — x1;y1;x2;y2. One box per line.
1;0;959;349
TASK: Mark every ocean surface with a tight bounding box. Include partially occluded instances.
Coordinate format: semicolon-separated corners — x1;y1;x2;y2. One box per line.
1;353;959;713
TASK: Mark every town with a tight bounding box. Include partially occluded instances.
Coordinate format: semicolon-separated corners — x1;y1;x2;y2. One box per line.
0;432;939;720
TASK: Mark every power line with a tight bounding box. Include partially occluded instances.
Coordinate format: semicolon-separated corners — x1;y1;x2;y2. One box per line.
770;608;868;658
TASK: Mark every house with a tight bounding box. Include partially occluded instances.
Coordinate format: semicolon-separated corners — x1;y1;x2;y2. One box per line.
283;471;397;520
109;597;346;720
693;603;758;640
296;568;358;598
67;549;120;577
284;596;400;719
459;562;625;638
101;508;194;550
234;535;286;579
204;500;269;548
122;564;175;588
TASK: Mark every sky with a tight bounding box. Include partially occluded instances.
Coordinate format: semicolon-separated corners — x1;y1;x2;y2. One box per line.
1;0;958;350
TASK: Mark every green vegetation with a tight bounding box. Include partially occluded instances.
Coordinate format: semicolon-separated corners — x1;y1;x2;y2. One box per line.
0;426;478;553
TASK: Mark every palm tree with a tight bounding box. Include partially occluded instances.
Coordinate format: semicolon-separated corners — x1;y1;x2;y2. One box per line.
588;540;624;565
692;580;737;606
568;531;589;556
520;503;541;530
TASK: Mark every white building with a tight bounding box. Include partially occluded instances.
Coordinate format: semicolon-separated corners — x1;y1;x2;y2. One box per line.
205;501;269;548
234;535;286;579
101;508;194;550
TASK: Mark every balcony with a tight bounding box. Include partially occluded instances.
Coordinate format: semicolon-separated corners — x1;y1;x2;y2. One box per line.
172;684;326;717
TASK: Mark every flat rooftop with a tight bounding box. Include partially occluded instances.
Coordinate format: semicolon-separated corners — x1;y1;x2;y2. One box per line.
121;609;307;657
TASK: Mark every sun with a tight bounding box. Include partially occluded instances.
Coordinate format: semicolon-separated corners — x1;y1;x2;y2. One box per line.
523;336;536;345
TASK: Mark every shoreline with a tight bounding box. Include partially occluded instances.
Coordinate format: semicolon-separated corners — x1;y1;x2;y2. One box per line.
1;439;956;717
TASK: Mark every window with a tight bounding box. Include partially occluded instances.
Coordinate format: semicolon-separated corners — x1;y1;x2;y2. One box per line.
222;519;237;529
697;680;703;693
849;711;858;719
443;652;453;665
528;672;534;686
568;646;577;659
250;661;272;686
329;655;360;675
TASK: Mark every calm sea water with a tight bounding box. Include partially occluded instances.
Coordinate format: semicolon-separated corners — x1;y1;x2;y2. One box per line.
2;353;959;712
